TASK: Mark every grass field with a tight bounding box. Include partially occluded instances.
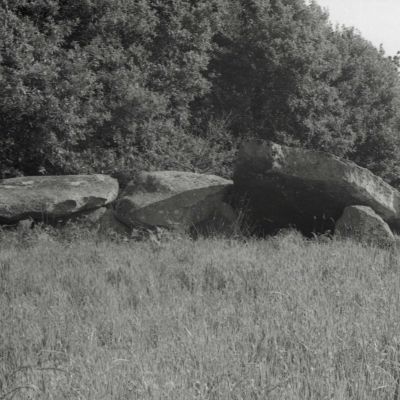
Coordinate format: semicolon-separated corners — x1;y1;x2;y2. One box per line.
1;226;400;399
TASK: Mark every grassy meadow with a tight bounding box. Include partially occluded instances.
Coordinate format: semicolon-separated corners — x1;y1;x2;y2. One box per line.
1;226;400;399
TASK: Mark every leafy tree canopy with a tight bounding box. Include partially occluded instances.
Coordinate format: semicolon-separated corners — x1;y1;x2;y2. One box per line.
203;0;400;181
1;0;400;184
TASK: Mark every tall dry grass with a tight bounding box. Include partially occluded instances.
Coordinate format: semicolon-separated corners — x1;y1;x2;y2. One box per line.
1;226;400;399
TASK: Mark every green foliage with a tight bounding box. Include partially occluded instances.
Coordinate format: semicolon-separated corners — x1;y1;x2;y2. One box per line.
204;0;400;182
0;0;221;177
1;0;400;183
332;29;400;179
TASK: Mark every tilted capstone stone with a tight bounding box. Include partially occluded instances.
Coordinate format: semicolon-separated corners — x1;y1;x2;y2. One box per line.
234;140;400;234
115;170;235;232
0;174;119;223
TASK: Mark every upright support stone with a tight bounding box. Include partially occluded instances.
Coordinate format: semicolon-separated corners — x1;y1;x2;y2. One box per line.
335;205;395;247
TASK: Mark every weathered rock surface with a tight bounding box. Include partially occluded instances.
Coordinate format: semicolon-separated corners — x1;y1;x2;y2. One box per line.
68;207;109;228
335;205;395;246
115;171;234;231
17;219;34;231
0;175;119;223
191;201;239;237
78;207;108;225
234;140;400;234
97;209;131;236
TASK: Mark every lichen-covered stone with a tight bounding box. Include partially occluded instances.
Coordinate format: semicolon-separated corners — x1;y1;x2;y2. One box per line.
0;175;119;223
234;140;400;234
115;171;234;232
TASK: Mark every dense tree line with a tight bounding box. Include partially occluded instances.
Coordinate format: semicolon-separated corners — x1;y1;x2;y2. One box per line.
1;0;400;185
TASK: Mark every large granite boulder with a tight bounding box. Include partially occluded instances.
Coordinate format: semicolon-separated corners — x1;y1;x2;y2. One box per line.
115;171;234;232
335;205;395;247
0;175;119;223
234;140;400;234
